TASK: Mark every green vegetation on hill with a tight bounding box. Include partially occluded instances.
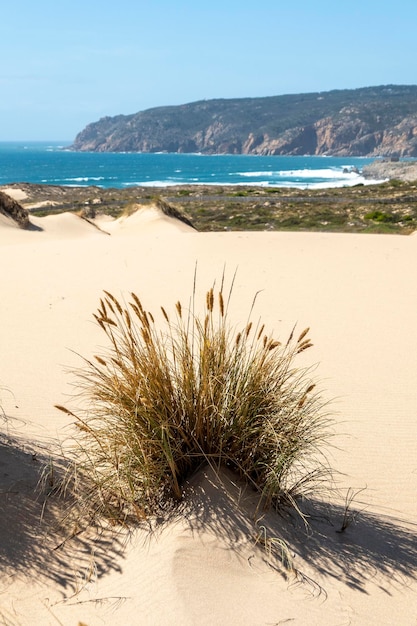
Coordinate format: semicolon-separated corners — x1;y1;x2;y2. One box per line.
71;85;417;157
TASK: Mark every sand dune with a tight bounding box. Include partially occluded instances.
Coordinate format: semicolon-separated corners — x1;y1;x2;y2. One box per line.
0;205;195;243
30;212;111;238
0;212;22;230
0;187;28;201
99;204;195;235
1;207;416;625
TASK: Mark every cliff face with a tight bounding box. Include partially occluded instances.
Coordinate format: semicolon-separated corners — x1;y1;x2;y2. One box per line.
71;85;417;157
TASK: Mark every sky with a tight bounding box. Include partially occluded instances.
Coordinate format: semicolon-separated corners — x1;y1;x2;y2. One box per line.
1;0;417;141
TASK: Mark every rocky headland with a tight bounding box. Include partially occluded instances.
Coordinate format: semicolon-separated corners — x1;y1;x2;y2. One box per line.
71;85;417;157
362;159;417;182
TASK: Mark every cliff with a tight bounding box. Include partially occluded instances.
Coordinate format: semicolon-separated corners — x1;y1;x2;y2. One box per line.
71;85;417;157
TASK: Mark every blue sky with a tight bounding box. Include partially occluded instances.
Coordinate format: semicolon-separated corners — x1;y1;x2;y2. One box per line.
1;0;417;141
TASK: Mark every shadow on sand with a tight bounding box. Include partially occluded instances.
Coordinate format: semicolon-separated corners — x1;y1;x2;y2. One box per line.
2;434;415;601
26;221;43;232
164;467;417;596
0;433;126;598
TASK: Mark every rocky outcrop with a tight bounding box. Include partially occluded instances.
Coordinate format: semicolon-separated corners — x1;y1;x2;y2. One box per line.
71;85;417;157
374;114;417;156
0;191;30;228
362;159;417;182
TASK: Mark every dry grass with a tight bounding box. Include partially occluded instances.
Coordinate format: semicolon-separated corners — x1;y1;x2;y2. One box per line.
57;276;333;524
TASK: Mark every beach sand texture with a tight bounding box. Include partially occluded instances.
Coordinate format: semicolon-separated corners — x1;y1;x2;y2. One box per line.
1;201;416;625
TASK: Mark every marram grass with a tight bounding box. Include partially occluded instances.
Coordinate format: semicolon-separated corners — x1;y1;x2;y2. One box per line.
57;280;333;524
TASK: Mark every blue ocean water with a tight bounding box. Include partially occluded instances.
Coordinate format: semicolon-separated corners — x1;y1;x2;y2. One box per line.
0;141;378;189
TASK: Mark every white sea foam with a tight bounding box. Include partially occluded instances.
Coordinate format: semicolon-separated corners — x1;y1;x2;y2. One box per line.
121;177;384;189
123;181;181;187
273;177;383;189
63;176;106;182
237;167;361;180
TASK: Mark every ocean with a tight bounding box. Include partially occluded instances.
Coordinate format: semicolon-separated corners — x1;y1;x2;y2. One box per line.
0;141;379;189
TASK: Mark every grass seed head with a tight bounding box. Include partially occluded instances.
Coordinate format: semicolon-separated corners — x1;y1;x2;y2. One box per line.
297;327;310;343
219;292;225;317
161;306;170;323
268;341;281;351
131;292;144;314
297;340;313;353
206;288;214;312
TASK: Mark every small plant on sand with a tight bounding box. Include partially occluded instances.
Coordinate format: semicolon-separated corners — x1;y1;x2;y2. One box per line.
57;276;332;524
336;486;366;533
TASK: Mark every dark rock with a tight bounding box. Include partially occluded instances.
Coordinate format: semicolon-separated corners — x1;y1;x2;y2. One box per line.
0;191;30;228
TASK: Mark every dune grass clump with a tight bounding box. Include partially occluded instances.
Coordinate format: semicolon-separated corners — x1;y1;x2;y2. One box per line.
57;279;332;523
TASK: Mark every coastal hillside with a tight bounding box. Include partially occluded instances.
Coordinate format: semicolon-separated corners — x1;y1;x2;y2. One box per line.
71;85;417;156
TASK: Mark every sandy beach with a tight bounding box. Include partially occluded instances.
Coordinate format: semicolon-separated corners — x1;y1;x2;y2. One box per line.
1;194;416;625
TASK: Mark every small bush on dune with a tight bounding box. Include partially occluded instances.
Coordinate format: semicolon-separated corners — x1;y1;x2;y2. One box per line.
57;277;333;524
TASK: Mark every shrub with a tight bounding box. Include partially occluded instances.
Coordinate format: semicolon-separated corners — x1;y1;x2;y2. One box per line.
364;209;396;223
57;278;332;523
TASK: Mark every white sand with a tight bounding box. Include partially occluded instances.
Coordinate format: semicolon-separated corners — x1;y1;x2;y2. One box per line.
0;187;28;201
1;205;416;625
